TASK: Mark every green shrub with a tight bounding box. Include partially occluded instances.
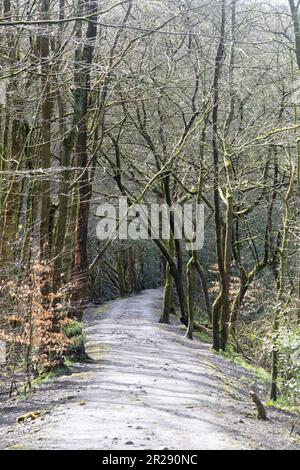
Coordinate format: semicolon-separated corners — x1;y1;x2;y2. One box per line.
277;327;300;402
62;321;85;349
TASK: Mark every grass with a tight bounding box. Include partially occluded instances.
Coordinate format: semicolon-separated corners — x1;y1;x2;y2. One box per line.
194;330;212;344
176;308;299;413
221;345;271;383
265;396;300;414
31;362;72;387
217;343;300;414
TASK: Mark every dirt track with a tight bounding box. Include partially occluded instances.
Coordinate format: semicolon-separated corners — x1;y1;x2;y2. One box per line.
0;289;298;450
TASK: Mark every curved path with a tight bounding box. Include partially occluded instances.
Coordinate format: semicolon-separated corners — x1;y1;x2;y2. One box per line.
0;290;297;450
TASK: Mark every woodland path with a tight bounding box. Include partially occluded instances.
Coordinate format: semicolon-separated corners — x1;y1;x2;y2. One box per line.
0;289;298;450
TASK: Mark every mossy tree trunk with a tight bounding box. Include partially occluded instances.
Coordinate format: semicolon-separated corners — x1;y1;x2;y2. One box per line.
39;0;53;261
118;253;126;297
52;2;75;293
160;238;175;324
73;0;98;319
271;167;294;400
220;190;233;351
186;255;196;340
211;0;226;351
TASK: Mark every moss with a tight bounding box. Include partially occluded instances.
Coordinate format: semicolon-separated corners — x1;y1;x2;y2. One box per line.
64;357;76;368
32;363;71;387
94;306;107;315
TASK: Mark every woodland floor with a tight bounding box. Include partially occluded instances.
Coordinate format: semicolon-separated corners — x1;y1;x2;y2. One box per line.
0;289;299;450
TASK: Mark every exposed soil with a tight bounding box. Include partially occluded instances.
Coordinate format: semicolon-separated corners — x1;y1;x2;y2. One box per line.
0;289;299;450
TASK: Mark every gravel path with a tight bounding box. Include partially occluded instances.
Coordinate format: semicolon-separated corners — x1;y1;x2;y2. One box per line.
0;289;299;450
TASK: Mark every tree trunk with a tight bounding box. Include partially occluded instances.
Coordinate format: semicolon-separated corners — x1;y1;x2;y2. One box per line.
72;0;98;318
271;168;294;400
39;0;53;260
128;246;139;293
194;257;212;322
270;307;280;401
118;253;126;297
212;0;226;351
221;191;233;351
0;118;22;280
186;256;196;340
160;238;174;324
52;0;74;292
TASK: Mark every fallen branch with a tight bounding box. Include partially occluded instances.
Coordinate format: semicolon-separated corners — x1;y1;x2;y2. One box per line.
193;322;213;337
